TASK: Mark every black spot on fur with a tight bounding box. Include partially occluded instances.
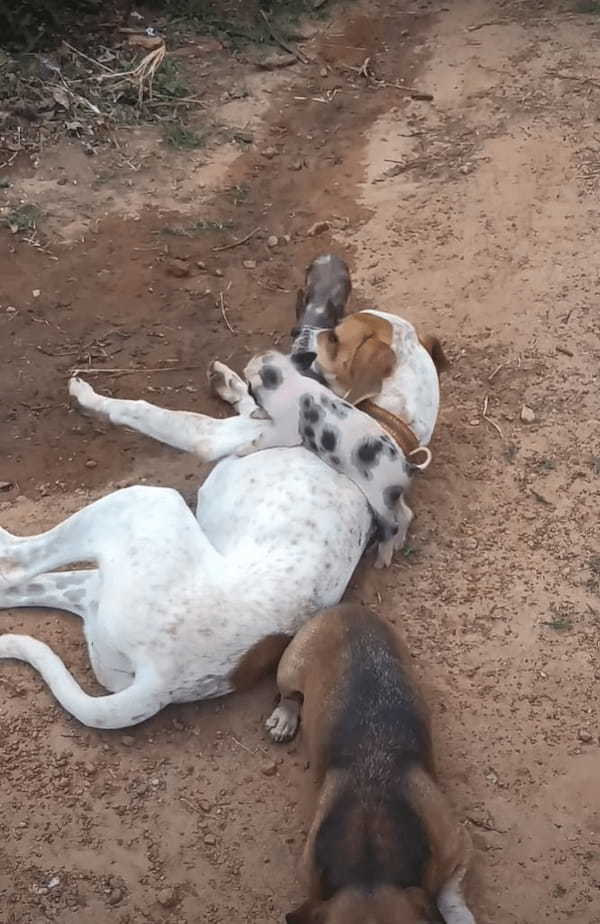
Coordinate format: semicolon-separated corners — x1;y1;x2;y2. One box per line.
303;424;315;440
313;610;431;899
260;364;283;390
307;439;318;453
300;393;323;425
330;455;341;467
383;485;404;509
352;437;384;479
321;428;337;452
321;394;351;419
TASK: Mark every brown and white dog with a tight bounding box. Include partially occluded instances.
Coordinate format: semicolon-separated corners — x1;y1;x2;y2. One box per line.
266;604;476;924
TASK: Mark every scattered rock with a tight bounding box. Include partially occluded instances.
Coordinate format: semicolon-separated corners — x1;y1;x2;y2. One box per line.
0;481;12;490
214;268;224;277
107;887;124;906
166;258;190;278
121;735;135;747
6;306;16;313
32;289;40;298
258;53;297;71
204;833;216;845
261;146;277;159
196;260;207;271
306;220;330;237
261;761;278;777
199;800;212;813
290;160;304;171
520;405;536;424
267;235;278;248
243;259;256;269
157;887;177;908
578;729;593;743
85;460;98;469
320;66;328;77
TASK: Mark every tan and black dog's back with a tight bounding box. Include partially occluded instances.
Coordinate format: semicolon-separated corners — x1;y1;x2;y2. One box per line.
274;604;473;924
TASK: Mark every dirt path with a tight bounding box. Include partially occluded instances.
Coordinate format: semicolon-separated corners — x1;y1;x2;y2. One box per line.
1;1;600;921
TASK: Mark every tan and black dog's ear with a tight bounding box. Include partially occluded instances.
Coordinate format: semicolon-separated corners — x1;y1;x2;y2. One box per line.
345;336;396;405
295;288;306;321
419;334;449;375
286;900;326;924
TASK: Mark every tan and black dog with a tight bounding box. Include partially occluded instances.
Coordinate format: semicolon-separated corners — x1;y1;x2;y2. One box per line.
266;604;476;924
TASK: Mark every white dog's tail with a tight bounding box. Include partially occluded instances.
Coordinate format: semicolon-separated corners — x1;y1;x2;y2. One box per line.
0;634;163;729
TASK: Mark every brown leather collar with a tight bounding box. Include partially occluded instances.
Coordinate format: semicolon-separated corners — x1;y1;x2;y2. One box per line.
358;399;420;457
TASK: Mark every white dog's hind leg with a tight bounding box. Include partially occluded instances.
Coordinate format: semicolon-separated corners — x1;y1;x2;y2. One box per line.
0;570;100;620
0;634;162;729
69;376;265;461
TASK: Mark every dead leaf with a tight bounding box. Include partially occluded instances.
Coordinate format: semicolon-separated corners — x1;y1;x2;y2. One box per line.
52;87;70;110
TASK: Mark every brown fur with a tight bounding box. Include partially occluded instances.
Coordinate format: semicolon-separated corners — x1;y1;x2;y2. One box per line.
229;633;291;692
275;604;472;924
316;314;396;405
418;334;449;375
357;399;420;457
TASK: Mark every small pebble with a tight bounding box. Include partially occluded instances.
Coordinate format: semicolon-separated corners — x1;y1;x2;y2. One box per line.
267;235;278;248
520;405;536;424
204;833;216;845
262;146;277;159
121;735;135;746
306;220;330;237
157;887;177;908
261;762;277;777
243;259;256;269
578;729;593;743
107;888;124;906
85;460;98;469
32;289;41;298
166;258;190;278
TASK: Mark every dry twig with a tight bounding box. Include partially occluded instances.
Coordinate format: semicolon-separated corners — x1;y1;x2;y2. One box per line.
482;395;503;438
212;226;261;253
69;364;206;376
219;291;236;334
259;10;309;64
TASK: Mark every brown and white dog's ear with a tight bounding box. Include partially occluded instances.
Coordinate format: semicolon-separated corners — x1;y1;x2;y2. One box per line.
418;334;449;375
286;900;325;924
344;336;396;405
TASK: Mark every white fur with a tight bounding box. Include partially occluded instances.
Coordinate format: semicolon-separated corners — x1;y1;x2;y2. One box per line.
0;312;439;729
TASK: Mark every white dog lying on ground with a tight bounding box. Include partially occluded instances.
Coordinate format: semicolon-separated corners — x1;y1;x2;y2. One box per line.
0;259;443;729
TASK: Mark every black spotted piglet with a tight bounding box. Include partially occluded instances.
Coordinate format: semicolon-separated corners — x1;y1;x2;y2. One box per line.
241;350;430;568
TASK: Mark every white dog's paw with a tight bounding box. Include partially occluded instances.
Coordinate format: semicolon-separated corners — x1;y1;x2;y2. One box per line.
266;700;300;743
69;376;102;413
208;361;247;407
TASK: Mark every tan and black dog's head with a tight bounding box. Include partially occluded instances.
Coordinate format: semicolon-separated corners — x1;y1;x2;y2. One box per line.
286;885;435;923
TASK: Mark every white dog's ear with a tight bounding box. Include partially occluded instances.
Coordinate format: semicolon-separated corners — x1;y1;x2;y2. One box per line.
250;407;270;420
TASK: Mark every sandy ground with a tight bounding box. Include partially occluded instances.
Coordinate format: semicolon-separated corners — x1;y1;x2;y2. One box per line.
1;0;600;921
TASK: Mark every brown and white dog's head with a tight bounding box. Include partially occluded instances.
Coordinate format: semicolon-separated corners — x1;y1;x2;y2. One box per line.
286;886;434;923
316;314;449;405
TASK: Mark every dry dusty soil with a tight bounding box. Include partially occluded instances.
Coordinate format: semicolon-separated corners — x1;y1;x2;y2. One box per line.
1;0;600;921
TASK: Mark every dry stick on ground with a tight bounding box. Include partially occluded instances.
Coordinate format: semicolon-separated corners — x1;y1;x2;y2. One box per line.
466;19;508;32
212;227;261;253
548;70;600;90
259;10;309;64
488;360;508;382
482;394;503;438
69;364;207;376
219;291;236;334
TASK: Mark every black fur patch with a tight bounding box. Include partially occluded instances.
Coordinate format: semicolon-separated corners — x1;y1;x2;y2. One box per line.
330;454;341;468
352;437;385;479
313;611;431;899
383;484;403;509
321;428;338;453
260;364;283;390
303;424;315;440
300;393;323;425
